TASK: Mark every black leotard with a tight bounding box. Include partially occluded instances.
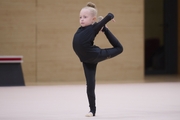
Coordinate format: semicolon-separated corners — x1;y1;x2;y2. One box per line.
72;13;114;62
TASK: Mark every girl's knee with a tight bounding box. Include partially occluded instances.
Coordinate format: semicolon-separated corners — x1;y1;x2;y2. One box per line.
117;46;123;54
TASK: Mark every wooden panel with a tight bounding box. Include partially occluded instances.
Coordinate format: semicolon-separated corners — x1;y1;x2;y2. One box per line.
22;62;36;83
0;0;144;84
0;0;36;43
97;0;144;27
37;61;84;82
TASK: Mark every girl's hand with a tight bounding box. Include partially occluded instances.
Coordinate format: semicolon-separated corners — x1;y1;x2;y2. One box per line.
112;19;116;22
101;19;115;32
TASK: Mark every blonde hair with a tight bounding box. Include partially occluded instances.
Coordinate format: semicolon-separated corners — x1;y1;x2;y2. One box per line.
82;2;97;17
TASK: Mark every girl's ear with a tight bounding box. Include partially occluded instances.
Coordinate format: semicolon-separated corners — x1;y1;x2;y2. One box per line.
93;17;96;22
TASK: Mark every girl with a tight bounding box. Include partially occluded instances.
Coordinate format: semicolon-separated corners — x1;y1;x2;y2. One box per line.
72;2;123;117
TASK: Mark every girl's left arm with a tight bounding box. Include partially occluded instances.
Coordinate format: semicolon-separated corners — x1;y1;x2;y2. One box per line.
93;13;114;35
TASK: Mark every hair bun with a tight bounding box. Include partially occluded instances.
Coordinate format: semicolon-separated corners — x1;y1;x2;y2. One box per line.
98;16;103;22
87;2;96;8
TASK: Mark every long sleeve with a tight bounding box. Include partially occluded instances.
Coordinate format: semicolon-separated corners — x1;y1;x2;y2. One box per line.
93;13;114;35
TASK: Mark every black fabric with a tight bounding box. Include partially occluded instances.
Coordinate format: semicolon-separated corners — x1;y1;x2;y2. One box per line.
82;62;97;116
72;13;123;116
91;27;123;63
73;13;115;63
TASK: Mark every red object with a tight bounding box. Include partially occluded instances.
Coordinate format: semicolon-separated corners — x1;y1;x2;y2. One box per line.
0;56;23;63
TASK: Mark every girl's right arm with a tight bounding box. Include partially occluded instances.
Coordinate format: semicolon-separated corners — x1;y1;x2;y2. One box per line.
93;13;114;34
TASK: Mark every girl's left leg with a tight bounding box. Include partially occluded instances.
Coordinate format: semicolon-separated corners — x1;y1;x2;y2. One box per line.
92;28;123;63
82;62;97;116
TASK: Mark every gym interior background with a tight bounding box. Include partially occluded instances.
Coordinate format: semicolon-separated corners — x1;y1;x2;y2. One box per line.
0;0;180;85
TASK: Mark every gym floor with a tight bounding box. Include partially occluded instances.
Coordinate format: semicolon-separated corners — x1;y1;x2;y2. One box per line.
0;76;180;120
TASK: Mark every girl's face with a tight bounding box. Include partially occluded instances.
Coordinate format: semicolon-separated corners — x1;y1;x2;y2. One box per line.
79;8;96;27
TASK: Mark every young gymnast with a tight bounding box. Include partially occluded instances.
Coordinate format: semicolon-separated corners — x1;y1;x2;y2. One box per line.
72;2;123;117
